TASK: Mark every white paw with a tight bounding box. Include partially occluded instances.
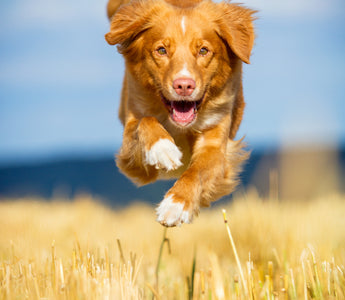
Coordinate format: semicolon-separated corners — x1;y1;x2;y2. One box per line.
156;195;192;227
145;139;183;171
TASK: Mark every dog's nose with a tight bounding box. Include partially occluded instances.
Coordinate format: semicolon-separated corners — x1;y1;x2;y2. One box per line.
173;78;196;96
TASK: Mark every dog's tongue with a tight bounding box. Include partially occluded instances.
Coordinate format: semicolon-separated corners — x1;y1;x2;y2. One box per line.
171;101;196;125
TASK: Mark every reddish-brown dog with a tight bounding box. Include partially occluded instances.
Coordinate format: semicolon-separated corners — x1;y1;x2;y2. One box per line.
105;0;255;226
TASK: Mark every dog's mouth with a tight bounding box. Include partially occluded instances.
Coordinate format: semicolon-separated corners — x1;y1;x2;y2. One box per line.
161;96;203;126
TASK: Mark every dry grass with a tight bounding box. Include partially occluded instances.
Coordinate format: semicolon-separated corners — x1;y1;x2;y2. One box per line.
0;192;345;299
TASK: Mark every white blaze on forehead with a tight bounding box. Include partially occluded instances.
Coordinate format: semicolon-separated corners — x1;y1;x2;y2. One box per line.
175;63;192;79
181;16;186;35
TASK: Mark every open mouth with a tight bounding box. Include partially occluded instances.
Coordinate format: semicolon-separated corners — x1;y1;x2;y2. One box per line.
161;97;203;126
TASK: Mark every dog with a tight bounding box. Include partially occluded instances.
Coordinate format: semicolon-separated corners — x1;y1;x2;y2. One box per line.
105;0;255;227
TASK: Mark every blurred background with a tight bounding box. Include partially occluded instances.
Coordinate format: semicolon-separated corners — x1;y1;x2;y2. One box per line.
1;0;344;204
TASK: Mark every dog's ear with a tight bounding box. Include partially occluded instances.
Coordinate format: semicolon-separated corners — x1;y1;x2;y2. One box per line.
105;0;159;54
216;3;256;64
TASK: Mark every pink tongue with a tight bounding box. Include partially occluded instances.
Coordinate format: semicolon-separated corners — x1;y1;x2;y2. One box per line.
171;101;196;125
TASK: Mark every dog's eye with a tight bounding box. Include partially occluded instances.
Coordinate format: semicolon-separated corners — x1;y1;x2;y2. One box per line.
199;47;209;56
156;47;167;56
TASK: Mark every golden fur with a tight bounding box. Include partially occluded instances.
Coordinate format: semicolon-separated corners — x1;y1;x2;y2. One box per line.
105;0;255;226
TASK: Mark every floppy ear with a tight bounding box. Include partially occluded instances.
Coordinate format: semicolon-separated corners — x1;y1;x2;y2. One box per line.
105;0;159;54
216;3;256;64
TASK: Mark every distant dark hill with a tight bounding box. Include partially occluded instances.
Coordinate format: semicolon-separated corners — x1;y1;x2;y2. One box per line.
0;147;344;205
0;158;174;206
0;150;262;205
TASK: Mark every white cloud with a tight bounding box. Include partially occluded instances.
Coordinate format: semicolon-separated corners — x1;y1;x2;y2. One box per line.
2;0;108;30
0;0;120;88
0;53;123;87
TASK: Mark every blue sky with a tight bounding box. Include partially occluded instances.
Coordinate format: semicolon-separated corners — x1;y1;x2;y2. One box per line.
1;0;344;164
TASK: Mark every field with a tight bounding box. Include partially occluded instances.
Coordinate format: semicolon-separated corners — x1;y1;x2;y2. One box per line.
0;192;344;299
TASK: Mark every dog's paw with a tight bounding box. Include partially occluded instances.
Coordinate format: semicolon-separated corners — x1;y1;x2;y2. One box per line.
156;194;193;227
145;139;183;171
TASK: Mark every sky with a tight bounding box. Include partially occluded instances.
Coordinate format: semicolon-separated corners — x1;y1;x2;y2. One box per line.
1;0;345;165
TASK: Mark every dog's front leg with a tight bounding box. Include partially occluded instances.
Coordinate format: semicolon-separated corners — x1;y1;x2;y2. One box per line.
117;115;183;185
156;118;230;227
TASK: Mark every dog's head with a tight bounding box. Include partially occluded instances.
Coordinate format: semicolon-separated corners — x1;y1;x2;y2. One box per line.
106;0;255;129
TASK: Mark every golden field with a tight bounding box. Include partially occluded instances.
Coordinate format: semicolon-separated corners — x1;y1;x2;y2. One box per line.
0;192;344;299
